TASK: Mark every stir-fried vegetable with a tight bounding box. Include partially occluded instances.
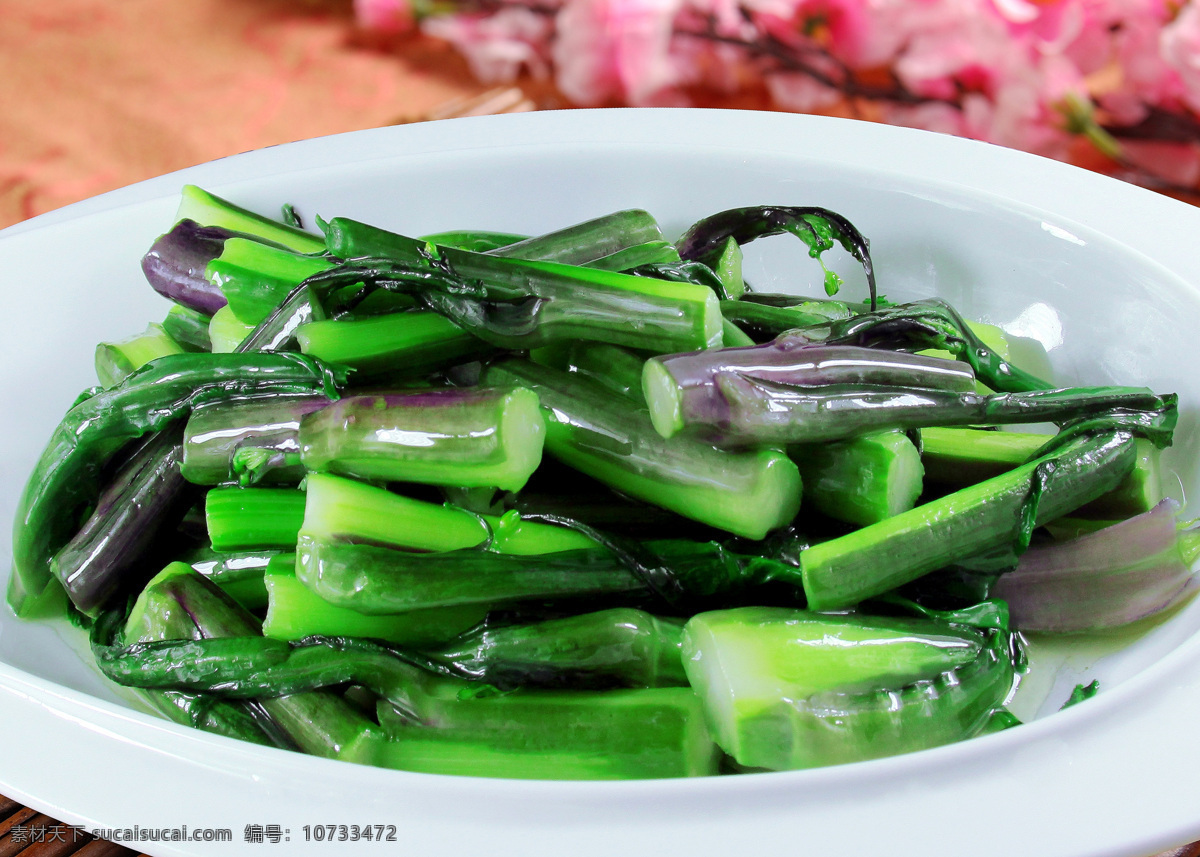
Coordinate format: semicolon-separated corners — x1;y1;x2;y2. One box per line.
682;605;1015;770
7;185;1192;782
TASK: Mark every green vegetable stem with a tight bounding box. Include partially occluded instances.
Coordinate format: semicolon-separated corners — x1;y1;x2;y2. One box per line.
790;430;925;526
422;608;690;690
8;352;342;616
262;557;488;647
682;606;1016;770
205;487;308;551
298;387;546;493
13;184;1191;781
484;358;803;539
799;430;1140;610
96;566;720;779
295;310;494;381
921;427;1164;519
318;217;723;354
95;322;186;387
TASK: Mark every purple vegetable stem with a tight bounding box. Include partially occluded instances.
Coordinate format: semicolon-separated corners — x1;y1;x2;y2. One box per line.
993;500;1196;633
141;219;232;315
650;337;975;434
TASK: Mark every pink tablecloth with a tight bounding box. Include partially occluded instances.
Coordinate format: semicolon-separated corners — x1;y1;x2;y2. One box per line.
0;0;507;229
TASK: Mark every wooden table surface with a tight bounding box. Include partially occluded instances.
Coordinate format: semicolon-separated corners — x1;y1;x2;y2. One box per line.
1;1;1197;855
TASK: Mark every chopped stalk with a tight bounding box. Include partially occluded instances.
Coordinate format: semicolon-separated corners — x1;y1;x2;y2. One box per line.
654;370;1174;447
263;558;487;646
921;427;1164;518
643;339;977;441
682;607;1014;770
737;293;862;311
320;217;722;354
185;548;280;610
480;509;603;555
488;208;668;265
484;358;803;540
363;686;718;780
790;430;924;526
798;431;1139;610
297;501;789;613
299;388;545;492
719;299;852;342
9;352;341;616
208;305;256;353
301;473;596;557
991;501;1199;632
583;241;681;272
182;393;330;486
295;310;494;380
421;230;528;252
95;323;186;387
294;536;645;613
139;219;233;314
53;424;200;614
234;282;323;354
713;237;745;299
531;341;648;404
428;213;676;272
424;608;689;689
300;472;491;551
721;318;756;348
123;564;284;748
116;564;377;759
95;570;720;779
349;738;646;779
162;304;213;352
206;487;307;550
505;473;723;541
137;690;284;748
207;238;335;325
176;185;326;254
921;427;1049;484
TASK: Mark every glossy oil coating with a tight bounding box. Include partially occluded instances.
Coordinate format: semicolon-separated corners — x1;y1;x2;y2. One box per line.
2;110;1200;857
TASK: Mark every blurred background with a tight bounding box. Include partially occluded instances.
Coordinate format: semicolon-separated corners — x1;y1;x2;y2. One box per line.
3;0;1200;230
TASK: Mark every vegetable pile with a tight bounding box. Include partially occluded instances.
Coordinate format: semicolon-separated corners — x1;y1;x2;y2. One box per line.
7;186;1196;779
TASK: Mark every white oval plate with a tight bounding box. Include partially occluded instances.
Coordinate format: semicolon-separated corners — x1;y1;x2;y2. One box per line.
3;109;1200;857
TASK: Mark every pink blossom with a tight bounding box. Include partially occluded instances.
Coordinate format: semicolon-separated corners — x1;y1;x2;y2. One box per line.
892;4;1020;102
879;100;968;137
1162;1;1200;114
1114;9;1184;108
1121;140;1200;187
668;4;762;93
354;0;414;34
965;63;1075;157
851;0;934;69
786;0;875;66
553;0;686;105
412;0;1200;193
422;8;554;82
990;0;1084;53
682;0;750;37
765;72;843;112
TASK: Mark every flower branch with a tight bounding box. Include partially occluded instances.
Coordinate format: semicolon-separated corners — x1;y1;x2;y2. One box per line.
358;0;1200;196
